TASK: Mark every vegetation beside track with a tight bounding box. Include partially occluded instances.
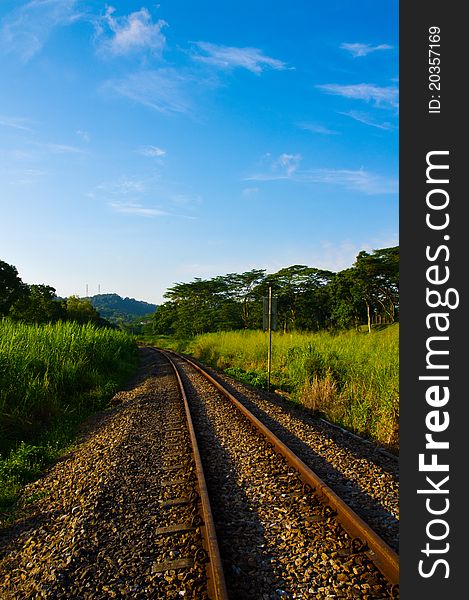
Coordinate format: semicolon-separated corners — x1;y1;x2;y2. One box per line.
145;325;399;451
0;319;138;513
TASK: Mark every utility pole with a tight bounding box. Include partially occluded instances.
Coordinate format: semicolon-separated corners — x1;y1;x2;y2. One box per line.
267;286;272;392
263;286;276;393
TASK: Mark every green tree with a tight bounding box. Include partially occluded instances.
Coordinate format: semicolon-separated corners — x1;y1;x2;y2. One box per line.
353;247;399;331
261;266;334;332
328;268;366;330
152;302;178;335
9;284;66;323
223;270;266;329
164;278;230;337
327;247;399;332
65;296;101;324
0;260;26;316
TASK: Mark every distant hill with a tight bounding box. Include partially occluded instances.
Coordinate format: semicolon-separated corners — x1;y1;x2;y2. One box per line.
88;293;157;324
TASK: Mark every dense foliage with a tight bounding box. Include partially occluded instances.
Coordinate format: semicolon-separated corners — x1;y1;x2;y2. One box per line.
0;319;137;455
152;246;399;336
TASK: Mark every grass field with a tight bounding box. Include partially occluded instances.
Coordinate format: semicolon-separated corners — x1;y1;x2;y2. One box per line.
0;319;138;512
158;325;399;450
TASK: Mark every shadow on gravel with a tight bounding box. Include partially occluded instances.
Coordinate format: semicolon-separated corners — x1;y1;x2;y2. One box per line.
179;369;292;600
0;509;53;556
196;363;400;554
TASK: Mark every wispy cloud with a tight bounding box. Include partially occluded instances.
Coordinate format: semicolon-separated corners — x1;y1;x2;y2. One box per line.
246;154;397;195
242;187;259;198
340;110;393;130
76;130;90;143
246;152;301;181
300;167;397;195
297;122;339;135
109;201;170;217
340;42;393;58
95;177;147;196
0;0;81;62
0;115;33;132
104;69;192;114
275;153;301;176
109;200;197;219
95;6;167;57
0;167;46;187
139;145;167;158
191;41;290;74
89;176;202;216
312;238;396;272
169;193;202;207
40;142;84;154
317;83;398;109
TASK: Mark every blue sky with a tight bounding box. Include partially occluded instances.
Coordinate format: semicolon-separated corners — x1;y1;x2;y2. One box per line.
0;0;398;304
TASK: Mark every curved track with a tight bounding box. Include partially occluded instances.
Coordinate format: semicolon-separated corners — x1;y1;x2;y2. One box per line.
161;348;400;598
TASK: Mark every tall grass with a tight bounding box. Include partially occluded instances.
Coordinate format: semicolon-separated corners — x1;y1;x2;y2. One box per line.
0;319;137;455
182;325;399;450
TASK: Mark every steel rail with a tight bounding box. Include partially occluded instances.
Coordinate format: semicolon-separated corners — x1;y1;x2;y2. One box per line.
161;350;229;600
165;349;400;590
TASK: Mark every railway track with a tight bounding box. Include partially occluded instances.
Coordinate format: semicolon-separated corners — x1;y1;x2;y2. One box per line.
0;350;227;600
0;347;399;599
178;353;399;554
160;348;399;599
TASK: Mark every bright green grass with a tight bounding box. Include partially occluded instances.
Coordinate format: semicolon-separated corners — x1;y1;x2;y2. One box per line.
0;319;137;452
181;325;399;449
0;318;138;513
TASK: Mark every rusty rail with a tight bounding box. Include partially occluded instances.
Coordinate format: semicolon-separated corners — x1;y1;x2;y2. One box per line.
164;349;400;590
161;350;229;600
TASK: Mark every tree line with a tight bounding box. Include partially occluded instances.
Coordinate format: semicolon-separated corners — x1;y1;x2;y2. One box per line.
152;246;399;337
0;260;112;327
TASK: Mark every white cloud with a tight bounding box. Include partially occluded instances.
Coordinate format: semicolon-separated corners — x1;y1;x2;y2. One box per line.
76;130;90;143
299;167;397;195
246;152;301;181
96;6;167;56
340;43;393;58
0;115;33;132
109;200;196;220
297;122;339;135
191;42;290;74
109;201;169;217
0;0;81;62
275;153;301;176
340;110;393;130
317;83;398;109
104;69;192;114
246;156;397;195
41;142;84;154
96;177;147;196
140;145;166;158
